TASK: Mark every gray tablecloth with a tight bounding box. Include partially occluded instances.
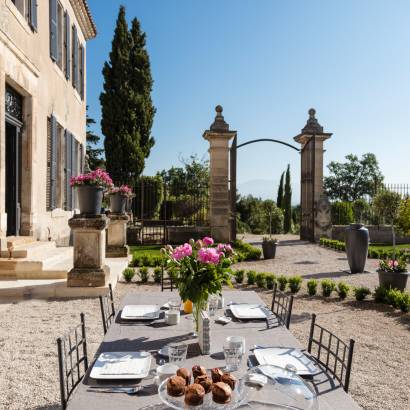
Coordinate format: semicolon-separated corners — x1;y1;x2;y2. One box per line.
67;291;360;409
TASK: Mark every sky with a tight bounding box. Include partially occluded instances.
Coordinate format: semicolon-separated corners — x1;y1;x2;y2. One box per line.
86;0;410;203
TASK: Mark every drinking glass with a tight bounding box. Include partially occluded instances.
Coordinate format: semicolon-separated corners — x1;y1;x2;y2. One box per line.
223;343;242;371
208;296;219;317
168;298;181;312
226;335;246;355
168;343;188;364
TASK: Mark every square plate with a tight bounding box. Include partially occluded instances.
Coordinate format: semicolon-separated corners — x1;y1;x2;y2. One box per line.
229;303;268;319
90;351;152;380
254;347;318;376
121;305;160;320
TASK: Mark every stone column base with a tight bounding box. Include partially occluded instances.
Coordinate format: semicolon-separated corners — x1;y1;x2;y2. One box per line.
106;244;129;258
67;265;110;287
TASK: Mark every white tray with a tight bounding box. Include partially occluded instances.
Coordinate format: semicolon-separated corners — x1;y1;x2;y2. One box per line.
121;304;160;320
254;347;318;376
229;303;268;319
90;351;152;380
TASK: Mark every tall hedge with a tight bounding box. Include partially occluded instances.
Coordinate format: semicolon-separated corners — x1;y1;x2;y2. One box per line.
134;175;163;219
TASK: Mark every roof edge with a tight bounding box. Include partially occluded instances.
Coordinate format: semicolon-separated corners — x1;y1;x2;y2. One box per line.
70;0;97;40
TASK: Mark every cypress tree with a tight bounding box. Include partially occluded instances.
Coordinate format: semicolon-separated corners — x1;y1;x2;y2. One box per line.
86;108;105;170
100;6;155;185
283;164;292;233
277;172;284;209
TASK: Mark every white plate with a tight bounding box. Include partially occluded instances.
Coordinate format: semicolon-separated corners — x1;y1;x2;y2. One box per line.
121;304;160;320
254;347;318;376
158;346;169;357
229;303;268;320
90;351;152;380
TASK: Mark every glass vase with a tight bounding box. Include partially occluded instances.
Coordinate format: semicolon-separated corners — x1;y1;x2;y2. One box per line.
192;298;208;337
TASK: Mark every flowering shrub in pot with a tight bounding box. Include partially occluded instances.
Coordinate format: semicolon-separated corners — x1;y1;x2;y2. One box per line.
70;169;113;215
377;258;409;292
108;185;132;214
161;236;233;333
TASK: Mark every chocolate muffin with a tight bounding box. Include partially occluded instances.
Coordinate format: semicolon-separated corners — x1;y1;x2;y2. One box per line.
212;382;232;404
211;367;223;383
184;384;205;406
195;374;213;393
176;367;191;385
192;365;207;379
166;375;186;397
221;372;236;390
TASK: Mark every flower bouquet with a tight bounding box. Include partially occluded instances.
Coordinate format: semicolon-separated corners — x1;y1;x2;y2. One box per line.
162;237;234;333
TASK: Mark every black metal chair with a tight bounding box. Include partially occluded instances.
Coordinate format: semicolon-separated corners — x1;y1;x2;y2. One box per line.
161;264;174;292
99;283;115;334
307;313;355;392
268;282;294;329
57;313;89;410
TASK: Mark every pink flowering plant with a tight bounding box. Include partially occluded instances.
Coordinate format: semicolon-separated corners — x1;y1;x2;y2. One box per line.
70;169;113;189
162;237;234;331
379;258;407;273
108;185;133;196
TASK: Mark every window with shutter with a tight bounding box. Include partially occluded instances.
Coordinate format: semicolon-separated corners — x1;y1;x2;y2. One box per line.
72;25;78;89
50;115;58;210
56;2;63;68
30;0;38;31
64;130;72;211
79;143;84;173
49;0;58;61
64;12;70;80
46;117;52;210
71;136;78;210
79;45;85;99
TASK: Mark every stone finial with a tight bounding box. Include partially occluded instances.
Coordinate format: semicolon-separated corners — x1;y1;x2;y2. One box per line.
210;105;229;132
302;108;324;134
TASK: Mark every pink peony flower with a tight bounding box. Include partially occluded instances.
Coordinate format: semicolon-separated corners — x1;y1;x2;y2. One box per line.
198;247;221;264
393;260;399;267
172;243;192;261
203;237;214;246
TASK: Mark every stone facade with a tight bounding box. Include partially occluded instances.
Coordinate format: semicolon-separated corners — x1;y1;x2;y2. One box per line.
0;0;96;244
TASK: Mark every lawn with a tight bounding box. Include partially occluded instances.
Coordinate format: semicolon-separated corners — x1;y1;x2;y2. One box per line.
129;244;162;257
369;243;410;251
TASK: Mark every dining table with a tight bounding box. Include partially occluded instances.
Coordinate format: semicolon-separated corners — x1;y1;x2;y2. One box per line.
67;290;361;410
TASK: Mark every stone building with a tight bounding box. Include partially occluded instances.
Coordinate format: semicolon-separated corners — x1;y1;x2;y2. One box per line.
0;0;96;245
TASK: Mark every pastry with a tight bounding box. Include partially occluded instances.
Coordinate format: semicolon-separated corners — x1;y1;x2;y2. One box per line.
192;365;207;379
184;383;205;406
166;375;186;397
195;374;213;393
222;372;236;390
211;382;232;404
211;367;223;383
176;367;191;385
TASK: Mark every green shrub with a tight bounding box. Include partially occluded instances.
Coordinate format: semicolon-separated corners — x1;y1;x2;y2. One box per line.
123;268;135;283
233;240;261;261
153;267;162;283
321;279;336;297
374;285;388;303
247;270;257;285
398;292;410;313
353;286;371;301
277;275;288;291
386;288;403;309
288;276;302;294
265;274;276;290
234;270;245;284
255;273;266;288
337;282;350;299
139;266;149;283
331;202;354;225
130;254;142;267
307;279;318;296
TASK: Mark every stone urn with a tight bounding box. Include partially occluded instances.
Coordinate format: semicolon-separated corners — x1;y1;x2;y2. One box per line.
109;192;127;214
345;223;369;273
77;185;103;215
262;239;277;259
377;270;409;292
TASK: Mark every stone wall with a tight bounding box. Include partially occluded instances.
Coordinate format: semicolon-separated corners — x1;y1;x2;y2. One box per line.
332;225;410;244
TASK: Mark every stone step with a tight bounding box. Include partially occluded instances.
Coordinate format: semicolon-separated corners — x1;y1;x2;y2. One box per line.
0;240;56;259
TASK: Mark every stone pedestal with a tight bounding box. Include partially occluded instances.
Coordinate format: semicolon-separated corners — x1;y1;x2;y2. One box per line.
106;213;129;257
67;215;109;287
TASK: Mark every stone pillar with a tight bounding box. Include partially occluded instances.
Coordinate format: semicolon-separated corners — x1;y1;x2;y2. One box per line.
203;106;236;243
294;109;332;242
106;213;129;257
67;215;109;287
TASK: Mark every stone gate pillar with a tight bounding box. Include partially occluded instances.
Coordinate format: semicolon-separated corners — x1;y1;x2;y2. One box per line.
203;106;236;243
294;109;332;242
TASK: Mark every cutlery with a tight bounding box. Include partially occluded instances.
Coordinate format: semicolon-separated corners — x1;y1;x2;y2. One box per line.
87;386;143;394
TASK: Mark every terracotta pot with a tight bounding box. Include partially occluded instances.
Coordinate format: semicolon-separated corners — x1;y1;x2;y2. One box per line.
377;270;409;292
77;185;103;215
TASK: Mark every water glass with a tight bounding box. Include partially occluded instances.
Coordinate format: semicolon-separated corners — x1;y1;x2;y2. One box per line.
168;298;181;312
208;296;219;317
223;343;242;371
226;335;246;355
168;342;188;364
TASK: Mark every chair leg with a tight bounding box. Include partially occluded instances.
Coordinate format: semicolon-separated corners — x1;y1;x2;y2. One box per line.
307;313;316;353
344;339;355;392
99;296;107;335
57;337;67;410
81;312;88;370
286;295;294;329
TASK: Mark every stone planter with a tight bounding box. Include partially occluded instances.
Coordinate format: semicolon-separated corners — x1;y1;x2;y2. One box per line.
77;185;104;215
377;270;409;292
262;241;277;259
109;193;127;214
345;223;369;273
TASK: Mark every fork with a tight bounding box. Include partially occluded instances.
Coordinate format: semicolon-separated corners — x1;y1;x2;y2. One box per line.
87;386;143;394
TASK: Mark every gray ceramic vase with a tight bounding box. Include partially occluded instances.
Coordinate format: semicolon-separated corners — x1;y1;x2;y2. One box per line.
345;223;369;274
110;193;127;214
77;185;103;215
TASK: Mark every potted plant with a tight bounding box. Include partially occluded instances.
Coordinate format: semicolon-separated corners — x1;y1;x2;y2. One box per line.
108;185;132;214
70;169;113;215
377;258;409;292
262;237;278;259
162;237;233;334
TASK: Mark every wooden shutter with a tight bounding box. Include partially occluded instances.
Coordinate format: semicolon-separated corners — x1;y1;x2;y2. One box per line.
71;136;78;209
50;115;58;210
72;25;78;89
79;143;84;173
49;0;58;61
65;130;72;211
30;0;38;32
65;12;70;80
80;45;85;99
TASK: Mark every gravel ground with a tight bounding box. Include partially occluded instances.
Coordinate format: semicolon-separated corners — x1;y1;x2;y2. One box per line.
0;236;409;409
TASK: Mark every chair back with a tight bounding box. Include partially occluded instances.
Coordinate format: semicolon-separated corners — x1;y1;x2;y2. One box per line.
307;313;355;392
99;283;115;334
161;265;174;292
57;313;89;410
270;282;294;329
